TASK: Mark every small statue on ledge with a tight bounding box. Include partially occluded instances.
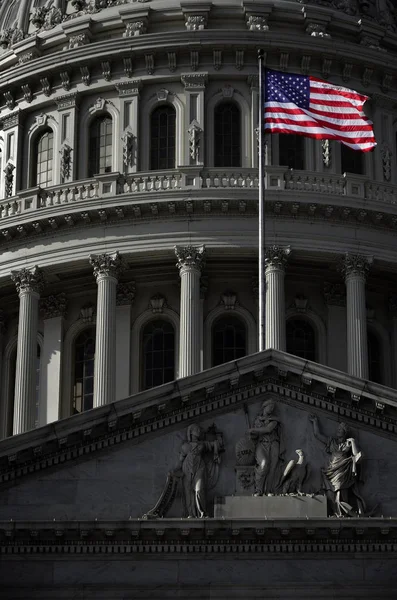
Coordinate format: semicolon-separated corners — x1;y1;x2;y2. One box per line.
309;415;366;517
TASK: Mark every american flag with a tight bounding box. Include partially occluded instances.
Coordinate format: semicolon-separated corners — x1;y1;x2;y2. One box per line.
264;69;376;152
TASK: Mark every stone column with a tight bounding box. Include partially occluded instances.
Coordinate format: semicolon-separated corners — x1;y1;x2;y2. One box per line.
340;254;372;380
115;282;135;401
175;245;206;378
39;293;67;427
90;252;125;408
11;266;45;435
265;245;290;351
323;282;347;372
0;311;7;440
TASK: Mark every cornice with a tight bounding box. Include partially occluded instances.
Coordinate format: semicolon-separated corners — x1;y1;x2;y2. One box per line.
0;349;396;486
1;517;397;555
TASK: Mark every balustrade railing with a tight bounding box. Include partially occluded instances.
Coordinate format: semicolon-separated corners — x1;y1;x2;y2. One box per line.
0;168;396;222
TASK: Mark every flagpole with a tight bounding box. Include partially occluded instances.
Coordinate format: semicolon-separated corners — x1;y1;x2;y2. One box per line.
258;49;266;352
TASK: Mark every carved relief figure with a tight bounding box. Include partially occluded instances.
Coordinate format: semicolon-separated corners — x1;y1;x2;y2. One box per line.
279;449;307;495
249;400;284;496
310;416;366;517
174;424;223;518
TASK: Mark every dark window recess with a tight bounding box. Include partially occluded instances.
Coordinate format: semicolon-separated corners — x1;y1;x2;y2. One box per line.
341;144;364;175
35;129;54;187
279;134;304;170
88;116;113;176
368;330;382;384
212;316;247;366
150;106;176;170
143;320;175;389
286;319;316;361
73;329;96;414
214;102;241;167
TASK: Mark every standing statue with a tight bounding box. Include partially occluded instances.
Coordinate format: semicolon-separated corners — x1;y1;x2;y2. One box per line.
249;400;284;496
309;415;366;517
175;423;223;518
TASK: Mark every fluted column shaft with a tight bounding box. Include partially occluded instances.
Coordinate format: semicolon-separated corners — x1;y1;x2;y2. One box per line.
90;252;125;408
340;254;371;380
175;245;205;378
11;267;44;435
265;246;290;351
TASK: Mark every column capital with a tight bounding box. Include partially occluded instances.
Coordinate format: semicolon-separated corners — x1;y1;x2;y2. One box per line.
175;245;206;273
40;292;67;319
339;253;373;280
11;266;45;295
90;252;126;282
265;245;291;270
323;282;346;307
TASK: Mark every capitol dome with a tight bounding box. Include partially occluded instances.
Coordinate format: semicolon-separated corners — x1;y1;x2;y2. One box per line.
1;0;397;597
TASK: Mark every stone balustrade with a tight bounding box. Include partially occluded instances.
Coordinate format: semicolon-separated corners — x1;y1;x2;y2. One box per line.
0;169;396;224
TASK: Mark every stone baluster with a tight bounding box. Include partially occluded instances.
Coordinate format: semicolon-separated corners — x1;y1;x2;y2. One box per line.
175;245;206;378
339;254;372;380
11;266;45;434
90;252;125;408
265;245;291;351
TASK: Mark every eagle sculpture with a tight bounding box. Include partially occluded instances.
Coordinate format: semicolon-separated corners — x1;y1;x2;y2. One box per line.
279;449;307;495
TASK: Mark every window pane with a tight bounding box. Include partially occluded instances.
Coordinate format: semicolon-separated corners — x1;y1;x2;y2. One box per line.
214;103;241;168
73;328;96;413
35;130;54;188
279;134;304;170
142;320;175;389
89;116;113;177
212;316;247;367
286;319;316;361
150;106;176;170
341;144;364;175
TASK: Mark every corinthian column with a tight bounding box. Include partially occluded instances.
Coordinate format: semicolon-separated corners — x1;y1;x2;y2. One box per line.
265;245;290;351
175;245;206;378
11;266;45;435
90;252;125;408
340;253;372;379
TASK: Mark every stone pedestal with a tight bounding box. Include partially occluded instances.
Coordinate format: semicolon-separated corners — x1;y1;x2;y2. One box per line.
214;495;327;519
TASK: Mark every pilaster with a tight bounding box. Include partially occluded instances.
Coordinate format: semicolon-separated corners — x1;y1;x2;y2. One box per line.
389;293;397;389
181;74;207;166
247;75;260;168
175;245;206;378
39;293;67;426
115;282;135;400
11;266;45;434
265;245;290;351
55;93;78;183
339;253;372;380
116;81;142;174
323;282;347;372
2;111;22;197
90;252;125;407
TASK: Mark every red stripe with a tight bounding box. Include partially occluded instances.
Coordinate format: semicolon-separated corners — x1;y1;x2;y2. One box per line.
264;126;376;149
265;115;374;133
308;98;364;108
309;78;368;102
266;105;370;122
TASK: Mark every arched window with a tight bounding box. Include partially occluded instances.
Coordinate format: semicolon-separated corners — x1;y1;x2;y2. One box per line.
279;134;304;170
88;116;113;176
150;106;176;170
341;144;364;175
214;102;241;167
34;129;54;187
142;320;175;389
286;319;316;361
368;330;382;383
212;316;247;367
73;328;95;414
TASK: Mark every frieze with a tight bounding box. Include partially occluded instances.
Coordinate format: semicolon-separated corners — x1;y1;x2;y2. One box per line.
115;80;142;96
181;73;208;90
55;93;78;110
2;112;19;130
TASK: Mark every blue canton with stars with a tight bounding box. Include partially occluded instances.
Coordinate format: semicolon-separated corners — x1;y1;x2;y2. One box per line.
265;70;310;108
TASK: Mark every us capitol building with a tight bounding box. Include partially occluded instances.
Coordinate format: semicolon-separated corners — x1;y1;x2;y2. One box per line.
0;0;397;597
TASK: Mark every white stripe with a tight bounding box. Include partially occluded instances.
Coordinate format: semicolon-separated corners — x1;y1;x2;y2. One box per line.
309;93;364;108
309;102;366;116
310;79;368;101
